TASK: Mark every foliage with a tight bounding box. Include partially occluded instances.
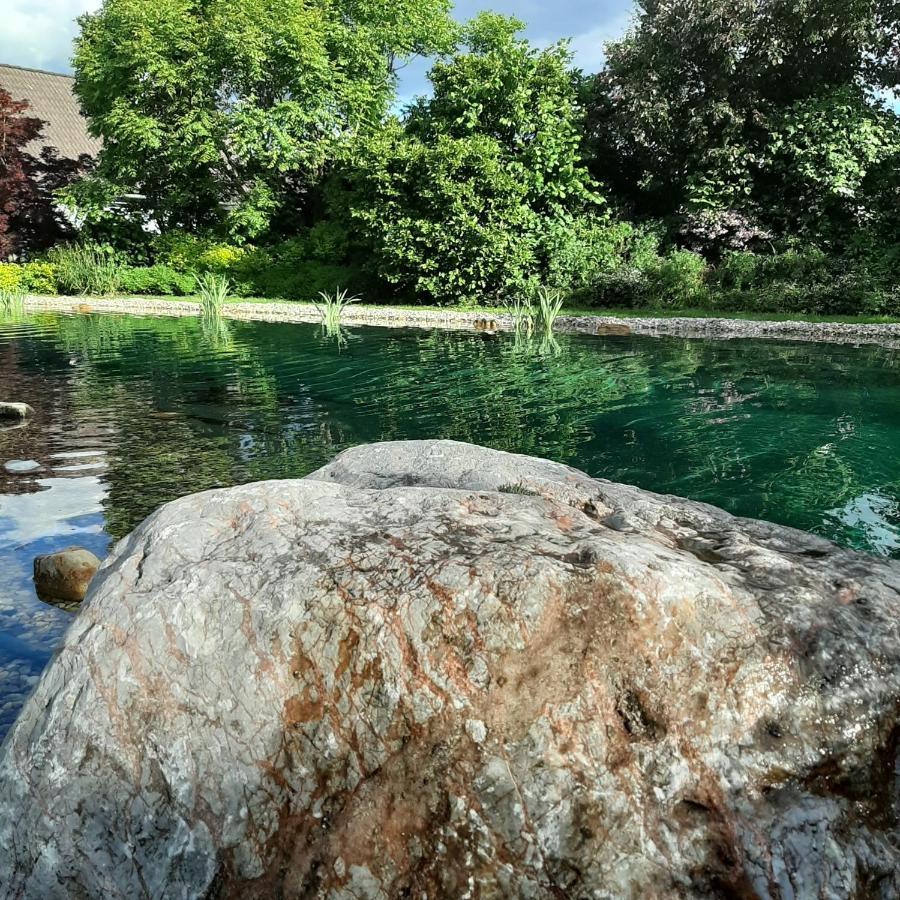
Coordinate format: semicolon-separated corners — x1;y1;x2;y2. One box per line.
648;250;709;307
352;127;542;305
0;263;20;292
765;88;900;235
0;261;58;294
20;0;900;317
151;233;244;274
0;278;24;312
21;262;58;294
70;0;457;238
348;14;602;306
0;89;43;259
584;0;900;244
707;246;898;315
119;264;196;296
48;243;123;295
197;273;230;318
676;209;773;258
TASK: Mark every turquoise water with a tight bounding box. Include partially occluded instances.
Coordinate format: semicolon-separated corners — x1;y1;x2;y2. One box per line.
1;312;899;736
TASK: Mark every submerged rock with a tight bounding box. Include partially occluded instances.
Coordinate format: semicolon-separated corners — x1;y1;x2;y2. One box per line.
0;439;899;898
32;546;100;607
3;460;42;474
0;402;34;420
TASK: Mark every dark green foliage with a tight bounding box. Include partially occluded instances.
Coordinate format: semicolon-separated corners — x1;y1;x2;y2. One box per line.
238;260;361;300
707;247;899;316
584;0;900;244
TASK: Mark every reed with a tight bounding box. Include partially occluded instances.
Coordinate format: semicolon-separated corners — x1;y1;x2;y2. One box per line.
197;273;230;319
315;287;361;334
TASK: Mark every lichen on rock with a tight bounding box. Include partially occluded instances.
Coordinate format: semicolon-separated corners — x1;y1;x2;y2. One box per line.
0;439;898;898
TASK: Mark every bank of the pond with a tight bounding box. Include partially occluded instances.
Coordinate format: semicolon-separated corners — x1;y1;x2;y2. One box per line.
21;294;900;347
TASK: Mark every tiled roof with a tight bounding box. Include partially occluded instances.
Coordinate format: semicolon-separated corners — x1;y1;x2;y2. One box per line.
0;64;101;162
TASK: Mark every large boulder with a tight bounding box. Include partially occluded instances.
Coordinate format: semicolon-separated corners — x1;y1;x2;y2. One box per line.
0;439;898;898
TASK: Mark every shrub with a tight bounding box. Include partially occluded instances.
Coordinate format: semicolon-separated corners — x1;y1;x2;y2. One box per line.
564;222;667;308
119;265;196;296
647;250;708;307
151;232;244;274
707;246;898;316
20;262;58;294
306;221;350;263
244;260;362;300
48;243;122;295
196;244;245;272
0;264;20;292
353;130;542;306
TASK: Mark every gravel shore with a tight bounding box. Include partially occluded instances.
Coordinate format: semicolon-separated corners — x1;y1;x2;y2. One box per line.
22;294;900;347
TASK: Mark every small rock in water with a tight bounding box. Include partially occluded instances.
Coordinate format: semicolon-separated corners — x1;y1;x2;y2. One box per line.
0;402;34;421
3;460;42;474
33;547;101;606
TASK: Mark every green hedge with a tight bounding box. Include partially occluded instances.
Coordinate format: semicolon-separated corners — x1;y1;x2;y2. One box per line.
119;265;196;296
4;231;896;317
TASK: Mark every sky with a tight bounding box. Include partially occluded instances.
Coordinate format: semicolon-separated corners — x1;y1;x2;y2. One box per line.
0;0;635;101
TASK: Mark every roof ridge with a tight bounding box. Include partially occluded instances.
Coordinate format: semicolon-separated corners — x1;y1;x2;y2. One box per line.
0;63;75;80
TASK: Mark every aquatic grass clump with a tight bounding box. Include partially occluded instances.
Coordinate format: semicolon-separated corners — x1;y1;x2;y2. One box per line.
198;273;230;319
0;283;25;315
534;286;565;333
505;294;536;334
49;243;122;296
315;287;361;335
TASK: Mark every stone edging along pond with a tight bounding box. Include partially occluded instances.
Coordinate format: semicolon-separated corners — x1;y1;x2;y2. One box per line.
21;294;900;348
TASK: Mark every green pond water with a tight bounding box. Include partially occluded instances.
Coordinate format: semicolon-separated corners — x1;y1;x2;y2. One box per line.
1;311;899;736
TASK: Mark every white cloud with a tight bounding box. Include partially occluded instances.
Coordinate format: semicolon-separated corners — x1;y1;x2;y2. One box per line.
0;0;100;74
566;11;634;73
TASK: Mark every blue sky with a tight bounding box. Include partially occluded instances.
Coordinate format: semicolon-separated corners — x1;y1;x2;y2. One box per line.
1;0;635;97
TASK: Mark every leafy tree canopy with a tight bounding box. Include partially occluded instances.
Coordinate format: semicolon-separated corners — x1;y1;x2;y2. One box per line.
347;13;604;305
585;0;900;239
69;0;457;238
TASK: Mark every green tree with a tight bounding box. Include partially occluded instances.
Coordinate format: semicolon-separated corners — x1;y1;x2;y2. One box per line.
68;0;456;239
585;0;900;239
765;87;900;234
348;13;603;305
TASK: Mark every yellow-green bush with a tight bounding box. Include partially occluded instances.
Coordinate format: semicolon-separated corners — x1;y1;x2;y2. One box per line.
0;265;21;291
0;262;57;294
21;262;58;294
196;244;245;272
152;232;246;273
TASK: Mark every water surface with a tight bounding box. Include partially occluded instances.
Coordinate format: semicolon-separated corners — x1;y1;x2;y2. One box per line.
2;312;899;737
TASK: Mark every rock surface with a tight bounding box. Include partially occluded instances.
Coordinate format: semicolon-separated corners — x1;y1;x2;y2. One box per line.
1;439;899;899
32;546;101;608
0;402;34;420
